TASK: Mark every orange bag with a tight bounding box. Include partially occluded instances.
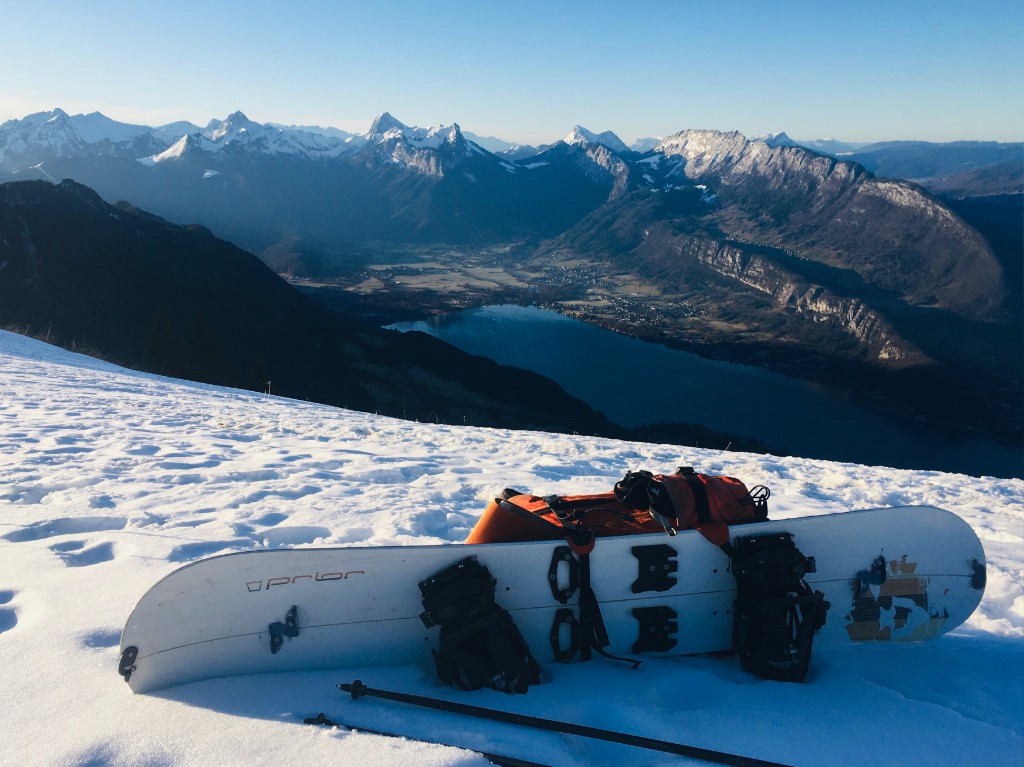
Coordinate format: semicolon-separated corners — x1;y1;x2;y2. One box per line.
615;467;769;544
465;490;663;545
465;468;769;546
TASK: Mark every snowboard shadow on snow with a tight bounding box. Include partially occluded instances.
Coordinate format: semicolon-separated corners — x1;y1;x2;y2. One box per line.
145;633;1024;767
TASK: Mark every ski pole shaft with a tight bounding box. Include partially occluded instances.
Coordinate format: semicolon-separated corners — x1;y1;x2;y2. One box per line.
340;680;792;767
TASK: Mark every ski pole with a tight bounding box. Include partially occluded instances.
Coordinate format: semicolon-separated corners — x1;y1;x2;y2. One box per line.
304;712;551;767
339;680;793;767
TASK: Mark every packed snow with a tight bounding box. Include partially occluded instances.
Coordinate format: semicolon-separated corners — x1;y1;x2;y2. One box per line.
0;329;1021;767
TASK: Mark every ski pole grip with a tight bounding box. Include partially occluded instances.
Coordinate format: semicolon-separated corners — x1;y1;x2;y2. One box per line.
341;680;368;700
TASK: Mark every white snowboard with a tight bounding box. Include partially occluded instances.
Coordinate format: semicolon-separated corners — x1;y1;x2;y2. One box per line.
118;505;986;693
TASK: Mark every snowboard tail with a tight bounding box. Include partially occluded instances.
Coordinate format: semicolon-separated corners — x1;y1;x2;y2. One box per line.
118;506;986;693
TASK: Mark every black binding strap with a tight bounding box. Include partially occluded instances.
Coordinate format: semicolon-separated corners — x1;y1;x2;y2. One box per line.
497;499;565;535
677;467;712;525
566;528;640;669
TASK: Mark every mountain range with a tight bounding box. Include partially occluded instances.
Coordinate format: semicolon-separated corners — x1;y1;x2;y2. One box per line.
0;178;623;437
1;108;1020;443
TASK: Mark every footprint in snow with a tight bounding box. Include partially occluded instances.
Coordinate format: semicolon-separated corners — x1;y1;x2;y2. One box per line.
49;540;86;553
125;444;160;456
88;494;116;509
0;606;17;635
259;526;332;547
157;458;224;471
1;516;127;543
82;628;121;649
168;539;250;562
54;541;116;567
253;512;289;527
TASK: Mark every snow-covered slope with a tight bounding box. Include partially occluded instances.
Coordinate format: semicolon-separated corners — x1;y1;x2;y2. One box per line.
0;329;1020;767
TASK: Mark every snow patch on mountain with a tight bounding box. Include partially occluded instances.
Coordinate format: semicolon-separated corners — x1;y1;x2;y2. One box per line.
0;109;162;167
139;134;190;164
751;131;799;148
205;110;263;143
461;131;517;153
498;144;543;162
363;113;488;167
367;111;407;137
268;122;360;141
133;111;362;163
631;136;663;153
858;179;957;222
368;114;464;149
151;121;203;144
137;133;217;165
656;129;751;169
69;111;151;143
0;109;86;164
203;111;355;157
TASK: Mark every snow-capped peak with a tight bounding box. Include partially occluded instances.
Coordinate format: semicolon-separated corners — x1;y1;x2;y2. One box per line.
751;131;798;148
367;114;467;151
562;125;630;154
205;111;266;143
268;122;360;141
368;112;408;137
160;134;190;159
70;111;151;143
150;121;203;145
187;112;359;158
655;129;750;159
136;133;218;165
0;109;84;165
0;108;159;167
420;122;465;149
631;137;663;153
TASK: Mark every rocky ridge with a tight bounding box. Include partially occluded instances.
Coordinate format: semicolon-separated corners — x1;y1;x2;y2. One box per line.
681;237;926;365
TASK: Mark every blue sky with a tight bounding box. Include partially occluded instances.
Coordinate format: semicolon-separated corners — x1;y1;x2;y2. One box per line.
2;0;1021;144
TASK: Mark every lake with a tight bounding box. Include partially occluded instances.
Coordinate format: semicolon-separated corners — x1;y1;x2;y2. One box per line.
390;305;1022;478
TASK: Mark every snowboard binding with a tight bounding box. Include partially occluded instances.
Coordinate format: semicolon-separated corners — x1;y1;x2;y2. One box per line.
729;533;829;683
419;556;540;694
